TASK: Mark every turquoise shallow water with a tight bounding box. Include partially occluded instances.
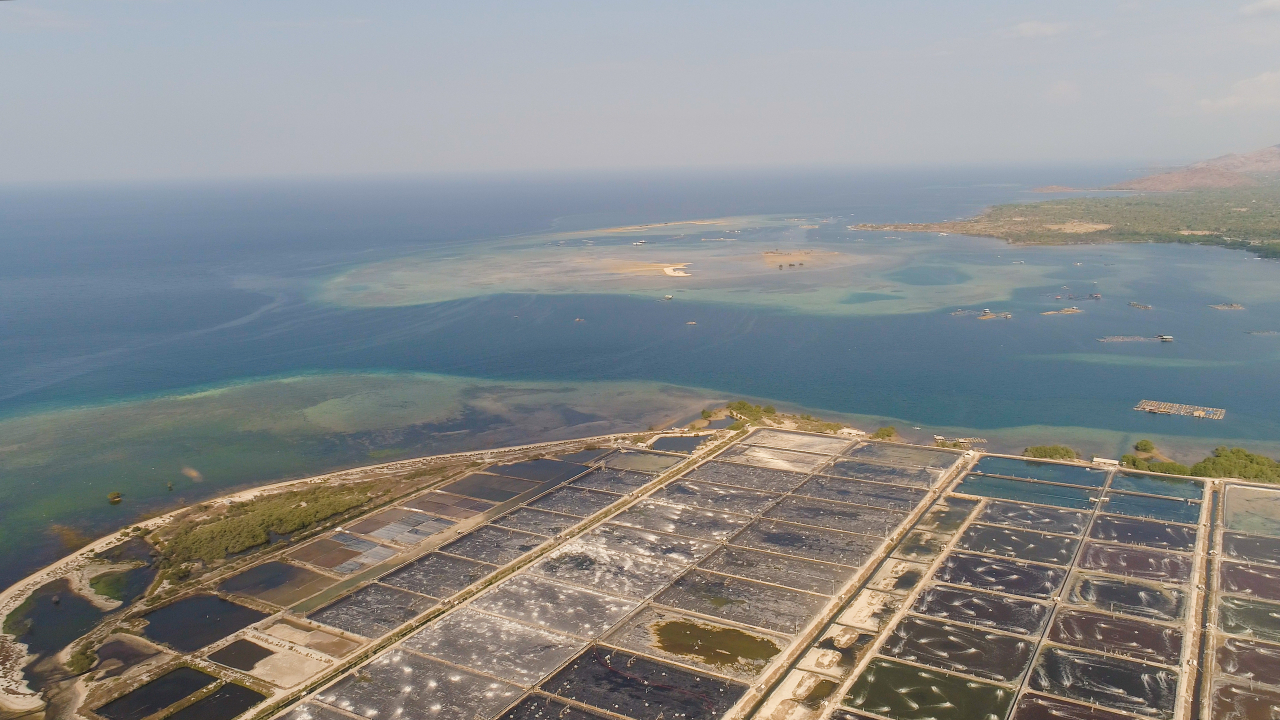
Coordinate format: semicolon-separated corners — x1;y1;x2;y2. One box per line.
1;167;1278;586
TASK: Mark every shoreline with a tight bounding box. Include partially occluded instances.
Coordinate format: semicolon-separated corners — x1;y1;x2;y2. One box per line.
0;430;639;714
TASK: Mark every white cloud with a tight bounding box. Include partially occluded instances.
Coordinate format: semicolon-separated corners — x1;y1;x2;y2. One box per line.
1241;0;1280;16
1006;21;1068;38
1200;70;1280;111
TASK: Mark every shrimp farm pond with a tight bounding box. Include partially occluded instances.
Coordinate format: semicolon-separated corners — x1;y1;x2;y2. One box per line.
4;427;1278;720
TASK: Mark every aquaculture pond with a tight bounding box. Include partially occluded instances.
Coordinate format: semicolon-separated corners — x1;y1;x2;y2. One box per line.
282;433;964;720
94;667;217;720
140;594;268;652
829;455;1205;720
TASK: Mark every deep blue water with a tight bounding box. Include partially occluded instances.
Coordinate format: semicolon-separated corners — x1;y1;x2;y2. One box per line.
2;166;1278;588
0;165;1183;417
2;167;1277;434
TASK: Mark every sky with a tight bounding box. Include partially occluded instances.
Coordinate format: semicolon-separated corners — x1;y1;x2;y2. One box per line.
2;0;1279;183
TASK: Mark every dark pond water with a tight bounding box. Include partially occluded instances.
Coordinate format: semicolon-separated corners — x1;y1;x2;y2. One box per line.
5;578;104;664
165;683;266;720
140;594;269;652
94;667;217;720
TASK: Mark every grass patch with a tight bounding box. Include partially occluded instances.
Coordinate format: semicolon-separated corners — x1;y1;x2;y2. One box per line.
155;484;376;565
861;184;1280;255
90;571;132;602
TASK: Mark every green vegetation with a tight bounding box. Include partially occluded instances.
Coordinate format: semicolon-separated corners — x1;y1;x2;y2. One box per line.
2;594;36;636
157;484;375;565
1118;446;1279;480
1134;439;1155;453
1024;445;1079;460
727;401;771;422
727;421;745;431
935;440;965;449
701;410;713;420
66;646;95;675
1121;455;1190;475
870;427;897;440
90;571;133;602
870;185;1280;257
1189;446;1280;482
653;619;780;669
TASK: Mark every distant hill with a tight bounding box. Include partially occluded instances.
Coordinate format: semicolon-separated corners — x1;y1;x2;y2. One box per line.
1111;144;1280;191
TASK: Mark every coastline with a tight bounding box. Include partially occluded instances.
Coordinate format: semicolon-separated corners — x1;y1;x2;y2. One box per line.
0;431;638;714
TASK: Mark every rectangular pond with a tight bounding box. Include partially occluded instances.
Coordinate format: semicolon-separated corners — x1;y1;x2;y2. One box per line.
686;461;809;493
731;519;880;567
309;583;436;638
717;445;829;473
217;560;334;607
956;524;1080;565
379;553;497;597
538;646;748;720
955;474;1098;510
471;575;639;639
1088;514;1197;552
793;476;926;513
880;615;1035;682
439;525;548;566
654;568;829;634
602;605;790;681
95;667;218;720
164;683;266;720
610;499;752;541
570;467;655;494
141;595;268;653
650;479;780;516
438;473;542;502
487;458;590;484
698;546;854;595
911;585;1051;636
821;459;939;489
746;429;851;454
970;457;1108;487
315;649;521;720
844;443;961;469
403;607;584;686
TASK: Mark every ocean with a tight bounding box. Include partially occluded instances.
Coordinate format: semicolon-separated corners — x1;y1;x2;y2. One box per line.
1;166;1277;586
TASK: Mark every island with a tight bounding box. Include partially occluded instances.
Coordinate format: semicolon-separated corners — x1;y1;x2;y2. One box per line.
853;144;1280;256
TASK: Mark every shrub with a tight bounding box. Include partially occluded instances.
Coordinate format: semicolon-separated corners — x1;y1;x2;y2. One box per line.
1024;445;1078;460
1122;454;1190;475
1190;446;1280;482
66;647;95;675
727;401;765;422
159;486;371;565
870;427;896;440
1134;439;1155;453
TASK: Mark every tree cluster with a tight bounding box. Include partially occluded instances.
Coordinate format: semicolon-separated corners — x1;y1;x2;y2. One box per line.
1023;445;1079;460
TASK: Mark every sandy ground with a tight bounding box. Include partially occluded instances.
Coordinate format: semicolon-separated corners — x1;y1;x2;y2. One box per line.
66;563;136;612
1042;222;1112;233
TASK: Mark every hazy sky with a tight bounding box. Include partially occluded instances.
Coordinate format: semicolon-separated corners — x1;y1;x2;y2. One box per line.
3;0;1278;183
